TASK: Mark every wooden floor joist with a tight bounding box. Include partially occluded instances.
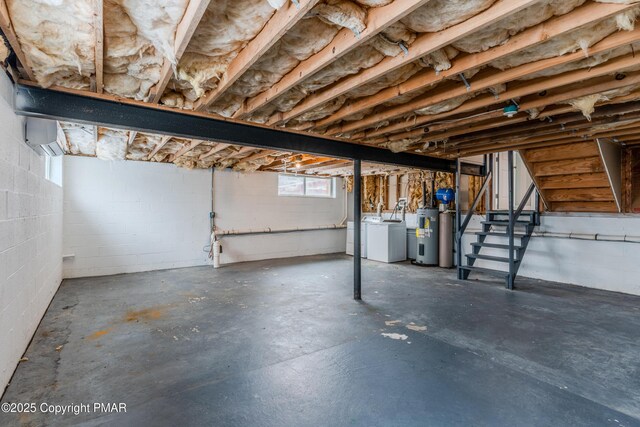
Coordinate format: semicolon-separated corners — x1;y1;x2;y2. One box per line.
0;0;36;81
150;0;211;103
200;143;231;160
261;0;540;125
329;26;640;136
317;1;637;131
234;0;432;119
93;0;103;93
195;0;320;111
362;60;640;141
172;139;205;161
383;92;640;150
4;0;640;188
147;136;173;160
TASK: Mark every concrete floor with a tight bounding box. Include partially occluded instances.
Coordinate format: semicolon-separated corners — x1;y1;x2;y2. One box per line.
1;254;640;427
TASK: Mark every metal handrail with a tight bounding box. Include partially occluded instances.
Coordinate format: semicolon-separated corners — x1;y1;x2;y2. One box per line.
458;171;493;238
512;182;536;226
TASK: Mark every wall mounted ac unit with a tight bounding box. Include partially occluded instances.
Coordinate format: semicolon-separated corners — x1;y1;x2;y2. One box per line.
25;117;64;156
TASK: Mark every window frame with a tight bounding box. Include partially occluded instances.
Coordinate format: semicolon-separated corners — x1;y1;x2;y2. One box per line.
277;173;336;199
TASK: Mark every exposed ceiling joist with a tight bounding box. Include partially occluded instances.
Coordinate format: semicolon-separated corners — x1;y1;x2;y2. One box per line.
449;107;640;148
457;122;640;154
123;129;136;158
93;0;103;93
195;0;320;111
237;150;280;164
318;1;637;131
304;159;352;172
333;28;640;136
234;0;432;119
172;139;205;160
200;143;231;160
290;157;340;171
450;121;640;157
147;135;172;160
149;0;211;103
363;56;640;140
264;156;335;172
219;146;255;162
0;0;36;81
127;131;137;146
377;92;640;145
264;0;540;125
408;94;640;158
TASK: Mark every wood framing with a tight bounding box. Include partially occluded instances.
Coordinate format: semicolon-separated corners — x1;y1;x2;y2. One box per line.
149;0;211;103
259;0;539;124
316;2;637;130
195;0;320;110
93;0;103;93
329;24;640;135
0;0;36;81
234;0;434;119
172;139;205;160
200;143;231;160
597;138;623;212
363;61;640;140
236;150;280;164
147;135;172;160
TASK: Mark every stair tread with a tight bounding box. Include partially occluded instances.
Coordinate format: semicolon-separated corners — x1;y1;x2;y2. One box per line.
475;231;528;237
458;265;509;278
482;220;532;225
488;210;535;213
466;254;520;263
471;242;523;250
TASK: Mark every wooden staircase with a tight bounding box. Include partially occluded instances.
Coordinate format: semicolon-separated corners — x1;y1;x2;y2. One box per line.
459;210;538;288
519;141;621;213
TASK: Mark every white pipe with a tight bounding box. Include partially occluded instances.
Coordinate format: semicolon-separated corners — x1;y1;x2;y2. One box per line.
212;240;221;268
219;224;347;237
340;179;348;226
463;228;640;243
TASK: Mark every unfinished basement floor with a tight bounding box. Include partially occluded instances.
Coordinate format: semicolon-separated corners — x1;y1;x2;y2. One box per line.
1;254;640;426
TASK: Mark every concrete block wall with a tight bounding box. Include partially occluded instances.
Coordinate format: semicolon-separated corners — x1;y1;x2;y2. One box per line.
0;72;63;393
63;157;211;278
213;169;347;264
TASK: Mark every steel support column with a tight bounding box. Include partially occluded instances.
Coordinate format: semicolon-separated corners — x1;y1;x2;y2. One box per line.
455;158;462;279
353;160;362;300
507;151;515;290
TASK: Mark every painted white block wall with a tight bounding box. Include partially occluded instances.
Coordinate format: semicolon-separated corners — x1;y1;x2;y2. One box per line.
457;152;640;295
0;73;63;392
63;157;211;278
461;214;640;295
213;170;347;264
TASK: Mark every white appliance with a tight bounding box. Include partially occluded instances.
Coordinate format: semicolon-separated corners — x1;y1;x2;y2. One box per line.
346;216;382;257
25;118;64;156
367;221;407;263
346;221;367;258
407;227;417;260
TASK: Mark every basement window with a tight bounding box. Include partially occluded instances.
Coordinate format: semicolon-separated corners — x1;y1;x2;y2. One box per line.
45;155;63;187
278;174;335;198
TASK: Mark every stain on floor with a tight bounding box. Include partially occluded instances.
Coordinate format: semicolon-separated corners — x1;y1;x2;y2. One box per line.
1;254;640;426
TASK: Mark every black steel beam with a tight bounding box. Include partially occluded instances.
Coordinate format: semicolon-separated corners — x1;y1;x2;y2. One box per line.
13;84;484;175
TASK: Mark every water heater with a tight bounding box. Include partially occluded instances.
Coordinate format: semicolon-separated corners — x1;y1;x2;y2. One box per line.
414;208;439;266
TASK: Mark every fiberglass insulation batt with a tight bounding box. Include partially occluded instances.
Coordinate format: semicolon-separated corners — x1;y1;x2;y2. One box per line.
7;0;96;89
